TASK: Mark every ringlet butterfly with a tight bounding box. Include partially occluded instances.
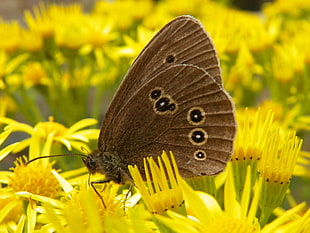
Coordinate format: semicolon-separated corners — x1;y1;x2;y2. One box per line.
83;15;237;184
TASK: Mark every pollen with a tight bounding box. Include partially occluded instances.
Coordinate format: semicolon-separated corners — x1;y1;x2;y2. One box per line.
61;183;123;228
9;156;61;198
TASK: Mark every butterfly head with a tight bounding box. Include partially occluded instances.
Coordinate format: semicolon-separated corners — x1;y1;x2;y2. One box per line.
82;153;97;175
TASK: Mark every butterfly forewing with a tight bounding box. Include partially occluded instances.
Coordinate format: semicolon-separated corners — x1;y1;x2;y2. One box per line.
99;16;223;150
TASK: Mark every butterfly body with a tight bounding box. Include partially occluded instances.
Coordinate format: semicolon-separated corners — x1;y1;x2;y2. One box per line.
83;15;237;183
84;150;129;183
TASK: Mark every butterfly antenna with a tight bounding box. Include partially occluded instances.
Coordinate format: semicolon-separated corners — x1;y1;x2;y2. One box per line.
25;153;89;166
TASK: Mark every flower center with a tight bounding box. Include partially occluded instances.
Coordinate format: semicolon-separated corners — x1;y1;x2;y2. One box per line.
9;157;61;198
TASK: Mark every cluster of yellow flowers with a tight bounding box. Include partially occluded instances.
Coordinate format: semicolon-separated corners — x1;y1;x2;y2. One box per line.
0;0;309;126
0;0;309;232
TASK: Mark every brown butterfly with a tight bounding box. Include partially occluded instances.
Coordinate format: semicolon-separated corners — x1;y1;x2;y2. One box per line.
83;15;236;183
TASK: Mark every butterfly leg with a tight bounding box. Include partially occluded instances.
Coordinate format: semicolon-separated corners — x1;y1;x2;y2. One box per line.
88;173;111;208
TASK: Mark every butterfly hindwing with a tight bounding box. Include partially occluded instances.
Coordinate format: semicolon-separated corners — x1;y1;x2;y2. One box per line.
101;64;235;176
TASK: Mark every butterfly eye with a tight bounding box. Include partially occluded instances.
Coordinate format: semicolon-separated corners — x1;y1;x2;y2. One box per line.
194;150;207;161
165;55;175;63
189;128;208;145
187;107;205;125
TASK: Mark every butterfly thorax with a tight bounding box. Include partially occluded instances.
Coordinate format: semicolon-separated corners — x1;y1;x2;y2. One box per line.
83;150;129;184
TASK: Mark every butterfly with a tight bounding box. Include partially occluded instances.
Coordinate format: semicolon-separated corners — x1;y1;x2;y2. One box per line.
83;15;237;183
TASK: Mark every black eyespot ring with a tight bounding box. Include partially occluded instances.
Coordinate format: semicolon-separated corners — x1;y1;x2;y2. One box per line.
191;130;205;143
151;91;178;115
187;107;205;125
153;95;178;115
168;103;176;111
155;97;171;112
149;87;164;102
191;109;203;122
165;55;175;63
188;128;208;145
150;89;162;100
194;150;207;161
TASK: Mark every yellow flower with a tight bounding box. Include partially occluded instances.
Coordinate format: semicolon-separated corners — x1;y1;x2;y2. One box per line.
156;162;309;233
0;195;23;224
165;0;199;16
128;151;184;215
118;26;155;62
21;61;50;88
76;15;120;64
24;4;55;39
224;44;264;99
0;116;99;161
258;101;284;122
259;130;301;184
0;20;21;53
61;67;92;90
232;108;275;198
0;199;37;232
263;0;310;18
257;100;305;135
24;4;120;57
261;204;310;233
20;29;43;52
0;96;16;119
258;130;302;225
234;108;275;162
142;8;172;30
39;182;144;232
1;155;136;231
0;1;309;231
156;165;260;233
93;0;154;31
9;156;61;198
200;2;279;54
54;6;87;49
293;151;310;179
89;65;119;86
82;16;117;49
0;156;62;231
278;20;310;67
0;50;29;88
272;43;303;83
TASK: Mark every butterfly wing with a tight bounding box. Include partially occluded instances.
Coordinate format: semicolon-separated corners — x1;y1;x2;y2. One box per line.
98;16;223;151
101;64;236;177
